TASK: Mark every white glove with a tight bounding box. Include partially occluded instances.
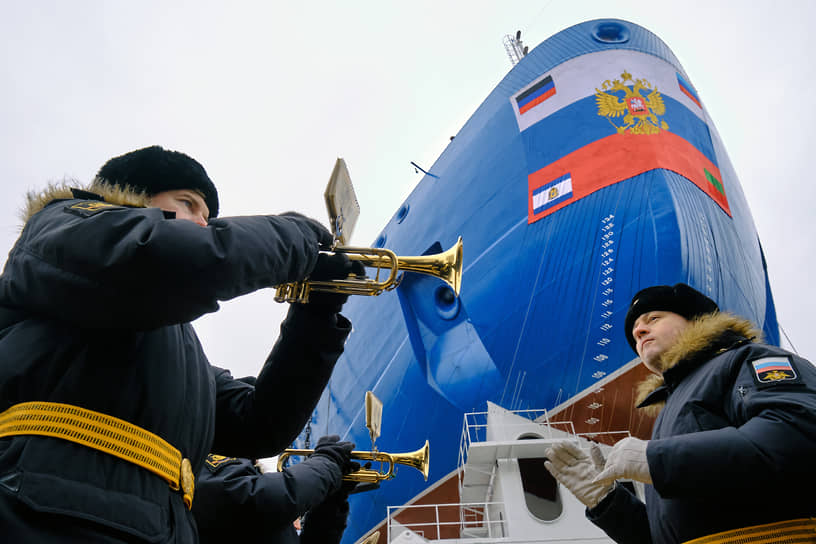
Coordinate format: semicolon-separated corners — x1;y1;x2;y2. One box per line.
544;441;612;509
593;436;652;486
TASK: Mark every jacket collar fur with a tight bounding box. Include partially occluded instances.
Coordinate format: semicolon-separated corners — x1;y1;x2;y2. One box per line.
635;312;762;415
20;179;150;224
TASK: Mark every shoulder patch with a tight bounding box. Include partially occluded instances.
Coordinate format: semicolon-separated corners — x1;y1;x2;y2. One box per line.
64;201;127;218
750;356;800;387
205;454;240;472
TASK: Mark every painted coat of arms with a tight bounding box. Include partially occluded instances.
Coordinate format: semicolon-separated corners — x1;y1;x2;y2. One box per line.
595;70;668;134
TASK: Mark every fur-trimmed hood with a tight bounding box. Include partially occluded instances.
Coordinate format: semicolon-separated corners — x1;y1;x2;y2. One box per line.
19;179;151;225
635;312;763;416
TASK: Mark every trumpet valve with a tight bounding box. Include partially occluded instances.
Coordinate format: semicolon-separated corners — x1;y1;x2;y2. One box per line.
273;281;313;303
295;282;311;303
274;284;292;303
343;467;385;483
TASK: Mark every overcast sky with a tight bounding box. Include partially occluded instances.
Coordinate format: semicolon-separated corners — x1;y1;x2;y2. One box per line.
2;1;813;377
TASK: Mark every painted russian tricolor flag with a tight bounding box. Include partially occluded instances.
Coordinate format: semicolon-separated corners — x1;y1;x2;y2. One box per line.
676;72;701;108
516;75;556;114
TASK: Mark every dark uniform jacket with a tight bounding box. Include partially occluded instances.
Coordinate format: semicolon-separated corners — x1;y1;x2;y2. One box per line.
587;313;816;544
193;454;349;544
0;185;351;542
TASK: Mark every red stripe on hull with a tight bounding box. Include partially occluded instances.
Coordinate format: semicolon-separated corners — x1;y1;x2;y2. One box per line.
528;131;730;224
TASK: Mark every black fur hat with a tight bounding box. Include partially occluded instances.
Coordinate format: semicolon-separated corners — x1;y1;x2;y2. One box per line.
95;145;219;218
624;283;719;352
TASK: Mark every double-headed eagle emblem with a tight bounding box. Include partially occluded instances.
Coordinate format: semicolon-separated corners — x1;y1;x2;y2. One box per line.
762;370;794;383
596;70;668;134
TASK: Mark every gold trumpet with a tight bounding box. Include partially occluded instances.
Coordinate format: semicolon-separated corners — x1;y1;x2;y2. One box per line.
277;440;430;483
274;237;463;303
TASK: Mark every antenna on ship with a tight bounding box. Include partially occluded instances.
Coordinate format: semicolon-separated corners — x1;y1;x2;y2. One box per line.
503;30;528;66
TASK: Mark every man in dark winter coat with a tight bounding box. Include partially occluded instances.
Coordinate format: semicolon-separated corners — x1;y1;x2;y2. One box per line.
193;435;362;544
0;146;360;542
545;283;816;544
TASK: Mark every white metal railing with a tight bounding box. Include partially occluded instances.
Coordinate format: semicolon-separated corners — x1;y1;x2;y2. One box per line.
386;499;616;542
459;408;577;457
502;32;527;67
387;501;507;542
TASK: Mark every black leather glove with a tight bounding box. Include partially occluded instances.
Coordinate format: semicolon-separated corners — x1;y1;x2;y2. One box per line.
304;253;366;311
312;434;356;476
279;211;334;250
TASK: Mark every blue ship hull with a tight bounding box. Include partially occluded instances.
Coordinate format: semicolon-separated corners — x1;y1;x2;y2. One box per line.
299;19;779;543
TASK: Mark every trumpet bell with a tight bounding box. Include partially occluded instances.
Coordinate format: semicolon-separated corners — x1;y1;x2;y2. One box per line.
390;439;430;482
388;239;462;297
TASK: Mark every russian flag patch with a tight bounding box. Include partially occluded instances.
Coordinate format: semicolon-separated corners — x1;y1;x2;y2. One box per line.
751;356;798;385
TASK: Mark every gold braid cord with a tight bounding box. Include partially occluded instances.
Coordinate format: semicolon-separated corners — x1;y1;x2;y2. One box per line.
684;518;816;544
0;401;194;508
